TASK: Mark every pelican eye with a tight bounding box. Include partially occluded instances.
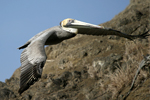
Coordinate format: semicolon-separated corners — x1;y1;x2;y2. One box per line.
64;19;74;27
68;19;74;23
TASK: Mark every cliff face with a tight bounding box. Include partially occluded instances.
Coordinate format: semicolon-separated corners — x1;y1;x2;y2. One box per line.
1;0;150;100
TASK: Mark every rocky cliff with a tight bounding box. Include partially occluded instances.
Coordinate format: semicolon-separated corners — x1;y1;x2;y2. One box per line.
0;0;150;100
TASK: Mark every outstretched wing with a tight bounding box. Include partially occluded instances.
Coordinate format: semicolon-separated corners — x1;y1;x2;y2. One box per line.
18;39;47;94
77;26;149;40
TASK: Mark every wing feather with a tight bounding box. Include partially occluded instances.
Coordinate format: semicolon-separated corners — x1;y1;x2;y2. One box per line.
18;27;59;94
18;40;47;94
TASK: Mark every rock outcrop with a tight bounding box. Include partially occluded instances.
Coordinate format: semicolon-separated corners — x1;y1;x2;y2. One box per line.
0;0;149;99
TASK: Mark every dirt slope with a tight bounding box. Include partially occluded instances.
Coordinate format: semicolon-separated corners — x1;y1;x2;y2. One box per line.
0;0;149;100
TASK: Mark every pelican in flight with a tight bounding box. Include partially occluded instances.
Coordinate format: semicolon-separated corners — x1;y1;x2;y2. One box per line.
18;18;149;94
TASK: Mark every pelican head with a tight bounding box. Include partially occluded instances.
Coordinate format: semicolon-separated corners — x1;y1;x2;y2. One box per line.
60;18;78;34
60;18;104;33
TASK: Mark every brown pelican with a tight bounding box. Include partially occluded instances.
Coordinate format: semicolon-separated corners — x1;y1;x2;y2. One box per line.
18;18;149;94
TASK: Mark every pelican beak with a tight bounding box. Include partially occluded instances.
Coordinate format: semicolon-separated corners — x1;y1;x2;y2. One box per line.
65;19;104;29
60;18;104;34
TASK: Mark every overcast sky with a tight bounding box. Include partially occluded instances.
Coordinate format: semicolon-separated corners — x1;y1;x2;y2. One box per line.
0;0;129;82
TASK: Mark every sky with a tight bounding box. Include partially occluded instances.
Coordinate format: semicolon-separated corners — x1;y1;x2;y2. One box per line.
0;0;129;82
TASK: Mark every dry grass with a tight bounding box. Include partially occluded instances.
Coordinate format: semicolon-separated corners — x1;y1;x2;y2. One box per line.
106;40;149;98
87;60;106;79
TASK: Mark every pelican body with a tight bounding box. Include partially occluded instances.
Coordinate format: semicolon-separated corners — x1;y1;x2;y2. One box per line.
18;18;149;94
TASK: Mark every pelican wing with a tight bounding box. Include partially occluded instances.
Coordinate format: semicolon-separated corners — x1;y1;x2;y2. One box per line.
18;39;47;94
77;26;149;40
